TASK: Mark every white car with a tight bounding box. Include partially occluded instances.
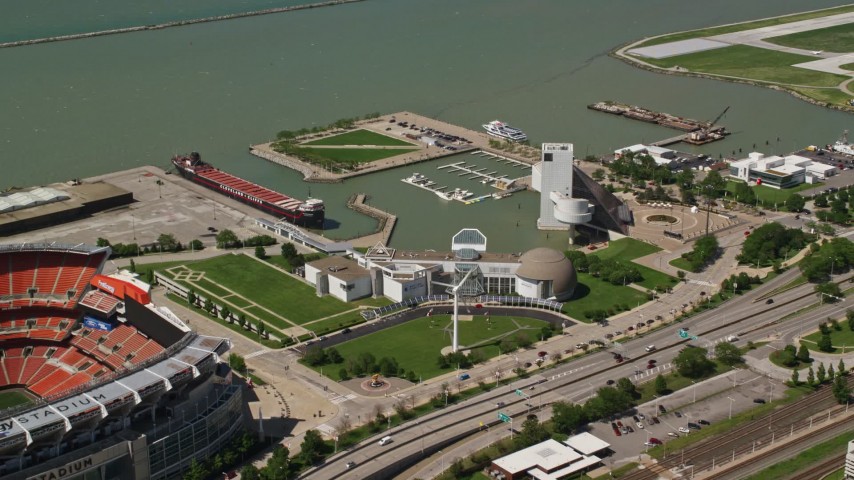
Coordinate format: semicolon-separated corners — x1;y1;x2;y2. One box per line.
636;422;644;430
667;432;679;438
678;427;690;434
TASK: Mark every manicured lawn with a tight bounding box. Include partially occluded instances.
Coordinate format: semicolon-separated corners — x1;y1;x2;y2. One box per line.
591;238;675;290
743;430;854;480
302;129;415;147
303;311;365;336
296;147;418;165
0;391;31;410
840;62;854;71
801;326;854;353
563;273;649;321
636;359;738;404
766;23;854;52
640;45;849;88
726;181;814;208
160;254;352;325
634;5;854;47
769;350;812;370
309;315;550;381
192;277;233;298
669;257;695;273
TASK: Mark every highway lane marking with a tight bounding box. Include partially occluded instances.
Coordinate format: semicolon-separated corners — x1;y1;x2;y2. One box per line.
548;361;601;381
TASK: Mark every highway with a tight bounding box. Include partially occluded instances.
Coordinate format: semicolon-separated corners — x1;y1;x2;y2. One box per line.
300;269;853;479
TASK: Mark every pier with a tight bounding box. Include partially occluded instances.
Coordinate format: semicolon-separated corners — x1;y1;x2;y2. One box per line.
474;150;532;168
439;162;510;185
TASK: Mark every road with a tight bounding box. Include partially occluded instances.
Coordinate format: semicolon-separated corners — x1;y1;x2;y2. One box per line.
300;270;853;479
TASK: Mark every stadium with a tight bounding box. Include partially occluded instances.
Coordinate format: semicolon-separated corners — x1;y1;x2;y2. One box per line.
0;243;238;480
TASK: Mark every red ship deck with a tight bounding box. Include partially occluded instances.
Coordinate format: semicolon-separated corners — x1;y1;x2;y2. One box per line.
196;167;305;210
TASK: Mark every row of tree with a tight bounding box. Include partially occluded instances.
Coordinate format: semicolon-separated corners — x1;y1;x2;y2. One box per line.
564;250;644;286
737;222;815;267
790;360;850;404
214;229;277;249
800;238;853;283
97;235;205;258
275;113;381;141
182;431;257;480
679;235;719;272
187;289;271;340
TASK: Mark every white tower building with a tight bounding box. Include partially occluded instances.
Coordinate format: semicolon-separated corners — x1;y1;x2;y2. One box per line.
532;143;593;243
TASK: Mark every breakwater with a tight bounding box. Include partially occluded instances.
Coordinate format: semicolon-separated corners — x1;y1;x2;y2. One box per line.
0;0;364;49
346;193;396;245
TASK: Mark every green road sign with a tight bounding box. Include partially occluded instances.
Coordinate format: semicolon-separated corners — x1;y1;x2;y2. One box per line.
678;329;689;339
498;412;511;423
515;389;524;396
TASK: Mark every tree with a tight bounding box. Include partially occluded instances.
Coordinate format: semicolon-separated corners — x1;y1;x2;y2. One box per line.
327;347;343;364
818;334;834;353
790;368;800;386
515;416;549;448
840;358;848;376
817;363;827;384
189;239;204;251
654;374;668;395
829;364;835;380
216;229;239;248
257;321;266;338
129;258;137;273
146;268;154;284
797;344;812;363
616;377;638;399
157;233;178;252
183;458;209;480
552;401;586;434
238;313;246;329
187;289;196;307
220;305;231;321
228;353;247;374
592;168;606;181
833;371;851;404
714;342;743;366
255;245;267;259
299;430;325;465
281;242;298;259
700;170;726;195
807;366;816;387
673;347;716;378
240;465;261;480
96;237;111;247
264;444;290;480
203;297;214;314
785;193;806;212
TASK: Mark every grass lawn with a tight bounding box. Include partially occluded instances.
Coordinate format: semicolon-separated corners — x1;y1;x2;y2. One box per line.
563;273;649;321
743;430;854;480
296;147;417;165
726;181;814;208
0;391;31;410
592;238;675;290
636;360;739;405
634;5;854;47
160;254;353;325
769;350;812;370
166;292;281;348
791;86;854;106
669;257;695;273
192;277;233;299
766;23;854;52
301;129;415;147
303;311;365;335
133;259;191;278
639;45;849;88
308;315;550;381
801;326;854;353
840;62;854;71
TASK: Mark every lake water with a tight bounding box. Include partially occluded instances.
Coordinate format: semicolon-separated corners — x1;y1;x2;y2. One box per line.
1;0;852;250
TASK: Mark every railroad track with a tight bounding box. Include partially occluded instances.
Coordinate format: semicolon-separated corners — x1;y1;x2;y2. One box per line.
620;377;854;480
303;275;853;479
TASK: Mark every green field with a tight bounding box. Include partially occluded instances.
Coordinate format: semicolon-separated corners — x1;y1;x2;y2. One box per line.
0;391;32;410
726;181;814;207
310;315;551;381
302;129;415;147
592;238;675;290
766;23;854;52
635;5;854;47
802;326;854;353
563;273;648;320
669;257;695;273
297;147;418;165
743;430;854;480
160;254;353;326
639;45;849;88
790;86;854;106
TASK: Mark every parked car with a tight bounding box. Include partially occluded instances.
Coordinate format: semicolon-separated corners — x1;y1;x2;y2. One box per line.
627;426;635;433
637;413;645;420
645;345;656;352
674;411;682;418
652;416;660;424
648;437;662;445
699;419;711;426
614;428;622;437
633;415;640;422
658;405;667;414
688;422;701;430
765;298;774;304
636;422;644;430
678;427;690;434
341;328;352;334
753;398;766;404
667;432;679;438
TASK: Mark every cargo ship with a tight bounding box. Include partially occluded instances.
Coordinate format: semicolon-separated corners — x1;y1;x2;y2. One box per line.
171;152;324;227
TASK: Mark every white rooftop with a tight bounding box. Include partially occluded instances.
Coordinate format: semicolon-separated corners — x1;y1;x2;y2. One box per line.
806;163;836;172
614;144;647;155
564;432;610;455
528;455;602;480
493;439;582;474
645;145;673;156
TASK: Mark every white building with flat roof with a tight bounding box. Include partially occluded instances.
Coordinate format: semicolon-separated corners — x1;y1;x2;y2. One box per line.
846;440;854;479
533;143;575;229
304;256;372;302
564;432;611;456
729;151;837;188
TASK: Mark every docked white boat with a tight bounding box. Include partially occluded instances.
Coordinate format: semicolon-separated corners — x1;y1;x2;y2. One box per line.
402;173;428;184
483;120;527;142
435;190;454;200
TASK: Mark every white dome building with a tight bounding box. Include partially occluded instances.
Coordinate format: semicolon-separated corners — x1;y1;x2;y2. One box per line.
515;247;578;301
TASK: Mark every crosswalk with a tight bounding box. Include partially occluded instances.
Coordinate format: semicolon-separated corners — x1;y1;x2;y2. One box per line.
687;279;715;287
329;393;356;405
633;363;672;381
316;423;337;436
245;348;272;359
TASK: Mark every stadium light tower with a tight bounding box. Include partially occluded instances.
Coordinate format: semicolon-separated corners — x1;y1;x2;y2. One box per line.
433;266;481;353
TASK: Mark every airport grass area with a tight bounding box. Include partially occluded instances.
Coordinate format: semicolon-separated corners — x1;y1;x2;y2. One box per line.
639;45;849;88
296;146;418;165
634;5;854;48
765;22;854;52
791;86;854;107
308;315;551;381
0;391;32;410
725;181;814;208
593;237;675;290
301;129;414;146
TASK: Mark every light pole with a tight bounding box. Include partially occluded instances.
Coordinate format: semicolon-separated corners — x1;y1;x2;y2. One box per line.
727;397;734;420
692;381;696;403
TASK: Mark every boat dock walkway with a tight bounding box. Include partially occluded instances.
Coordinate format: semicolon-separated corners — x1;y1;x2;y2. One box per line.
439;162;510;185
472;150;532;169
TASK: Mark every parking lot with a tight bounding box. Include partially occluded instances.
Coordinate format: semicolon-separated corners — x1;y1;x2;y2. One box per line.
588;368;786;461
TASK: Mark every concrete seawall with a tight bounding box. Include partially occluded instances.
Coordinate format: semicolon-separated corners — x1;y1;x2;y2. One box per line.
346;194;396;246
0;0;364;49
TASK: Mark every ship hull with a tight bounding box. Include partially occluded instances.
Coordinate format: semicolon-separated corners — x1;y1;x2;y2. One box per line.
172;160;324;228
